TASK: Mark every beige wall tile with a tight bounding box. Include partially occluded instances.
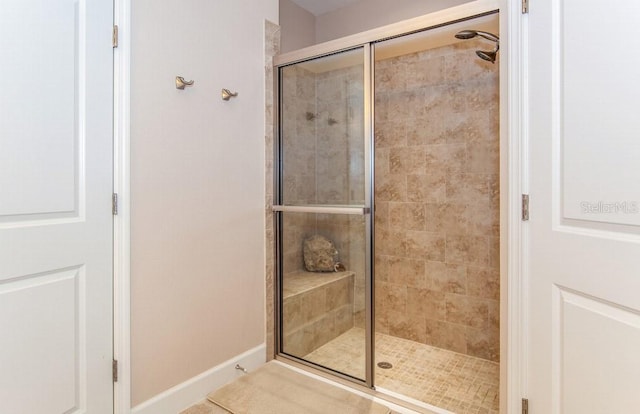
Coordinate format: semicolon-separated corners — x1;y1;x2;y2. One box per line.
446;172;491;204
425;202;464;234
488;299;500;331
444;51;496;83
375;255;392;283
407;287;446;320
302;288;327;323
390;147;427;175
387;90;424;120
282;296;303;334
488;236;500;270
375;226;406;257
405;230;446;262
389;202;426;231
376;174;408;202
467;266;500;300
467;141;499;175
425;143;468;174
424;260;467;294
384;283;408;314
335;305;354;334
381;255;426;288
375;309;390;335
326;278;351;310
442;111;488;143
406;57;445;88
375;148;390;175
373;41;499;362
444;294;489;329
377;64;407;92
390;311;427;343
445;234;489;266
375;121;407;148
353;283;366;313
282;275;355;357
425;319;467;354
406;116;446;146
466;326;499;362
374;200;390;229
407;173;446;203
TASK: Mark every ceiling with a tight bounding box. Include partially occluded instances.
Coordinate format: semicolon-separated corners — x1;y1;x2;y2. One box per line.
288;0;361;16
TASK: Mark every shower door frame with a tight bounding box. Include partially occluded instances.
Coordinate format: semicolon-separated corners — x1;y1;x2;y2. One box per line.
273;43;376;388
272;0;505;402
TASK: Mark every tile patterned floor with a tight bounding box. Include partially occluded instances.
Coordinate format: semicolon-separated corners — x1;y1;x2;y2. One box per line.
305;328;499;414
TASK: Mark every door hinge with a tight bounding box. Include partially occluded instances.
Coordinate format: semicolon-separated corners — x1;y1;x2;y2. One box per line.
112;193;118;216
522;0;529;14
522;194;530;221
112;25;119;48
522;398;529;414
113;359;119;382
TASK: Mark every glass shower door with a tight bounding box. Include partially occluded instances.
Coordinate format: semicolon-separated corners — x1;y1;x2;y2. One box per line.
274;46;372;383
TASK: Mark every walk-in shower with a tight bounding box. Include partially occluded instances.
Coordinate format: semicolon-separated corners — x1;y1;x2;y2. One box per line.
273;9;500;414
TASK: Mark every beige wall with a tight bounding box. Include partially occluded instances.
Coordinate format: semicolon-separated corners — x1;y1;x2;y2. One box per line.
316;0;472;43
279;0;316;53
130;0;278;406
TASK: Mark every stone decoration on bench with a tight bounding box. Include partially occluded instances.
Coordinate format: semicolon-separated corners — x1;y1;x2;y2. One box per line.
303;234;340;272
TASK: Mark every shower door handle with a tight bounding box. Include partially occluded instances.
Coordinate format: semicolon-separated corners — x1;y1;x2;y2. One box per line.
272;205;370;215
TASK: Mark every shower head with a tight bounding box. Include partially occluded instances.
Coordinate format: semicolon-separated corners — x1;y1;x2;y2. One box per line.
476;49;498;63
455;29;500;63
454;30;478;39
454;30;499;43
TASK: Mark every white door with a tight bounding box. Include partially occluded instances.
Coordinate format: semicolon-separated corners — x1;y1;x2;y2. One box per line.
528;1;640;413
0;0;114;413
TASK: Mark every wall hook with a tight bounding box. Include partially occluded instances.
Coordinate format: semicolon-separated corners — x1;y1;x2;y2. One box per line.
176;76;194;90
222;88;238;101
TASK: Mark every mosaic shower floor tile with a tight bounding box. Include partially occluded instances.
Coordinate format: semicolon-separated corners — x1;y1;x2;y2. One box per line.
305;328;499;414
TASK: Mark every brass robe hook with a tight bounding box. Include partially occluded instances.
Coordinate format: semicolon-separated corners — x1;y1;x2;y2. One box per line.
221;88;238;101
176;76;194;90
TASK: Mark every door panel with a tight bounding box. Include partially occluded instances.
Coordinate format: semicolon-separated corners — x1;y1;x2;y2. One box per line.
0;1;79;218
276;46;371;383
0;268;83;413
528;1;640;413
556;287;640;413
279;48;366;207
558;1;640;228
279;211;368;381
0;0;114;412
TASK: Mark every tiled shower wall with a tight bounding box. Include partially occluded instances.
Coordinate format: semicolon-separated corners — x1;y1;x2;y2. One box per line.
281;65;318;277
280;63;366;325
315;65;366;326
374;41;500;362
265;20;279;360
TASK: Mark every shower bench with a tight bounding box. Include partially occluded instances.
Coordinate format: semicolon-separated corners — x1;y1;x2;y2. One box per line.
282;270;355;356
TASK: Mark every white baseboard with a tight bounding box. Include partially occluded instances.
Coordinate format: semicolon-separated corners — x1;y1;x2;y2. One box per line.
131;343;266;414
